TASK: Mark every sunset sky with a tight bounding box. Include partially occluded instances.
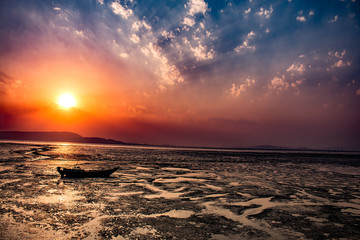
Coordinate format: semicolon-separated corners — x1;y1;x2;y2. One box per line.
1;0;359;149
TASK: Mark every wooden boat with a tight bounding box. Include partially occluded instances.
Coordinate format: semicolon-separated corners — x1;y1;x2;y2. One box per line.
57;167;119;178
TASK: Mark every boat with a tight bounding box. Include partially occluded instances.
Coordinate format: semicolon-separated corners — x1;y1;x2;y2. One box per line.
57;166;119;178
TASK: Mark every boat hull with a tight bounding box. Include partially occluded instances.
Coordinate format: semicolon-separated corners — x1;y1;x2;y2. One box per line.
57;167;119;178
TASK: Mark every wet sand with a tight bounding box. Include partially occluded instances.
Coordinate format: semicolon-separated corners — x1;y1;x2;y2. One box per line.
0;143;359;239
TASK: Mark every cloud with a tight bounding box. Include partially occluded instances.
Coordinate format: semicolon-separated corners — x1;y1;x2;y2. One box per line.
182;0;208;29
329;49;346;59
328;15;338;23
326;49;351;71
180;26;215;61
269;76;289;91
146;43;184;87
309;11;314;16
290;79;304;88
245;8;251;15
155;1;213;63
183;17;196;27
187;0;208;16
357;89;360;96
286;63;306;74
107;1;186;89
230;77;255;96
247;31;255;38
161;30;176;40
256;6;273;18
119;52;129;58
130;33;140;43
131;20;151;32
75;30;85;38
189;42;214;61
327;59;351;70
111;2;133;19
234;31;256;54
267;62;307;94
296;16;306;22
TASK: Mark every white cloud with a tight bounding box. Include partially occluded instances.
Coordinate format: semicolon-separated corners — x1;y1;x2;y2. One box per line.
183;17;196;27
142;21;151;31
334;59;348;68
291;79;304;88
130;33;140;43
327;49;351;70
147;43;184;87
111;2;133;19
247;31;255;39
309;10;315;16
132;20;152;32
190;43;214;61
53;7;61;11
97;0;104;4
234;41;256;53
183;36;214;61
178;0;215;62
231;78;255;96
245;8;251;15
108;1;184;89
119;52;129;58
256;6;273;18
328;15;338;23
161;30;175;40
141;47;150;56
186;0;208;16
335;49;346;58
269;76;289;91
132;21;141;31
286;63;305;74
75;30;85;38
327;60;351;71
182;0;208;30
296;16;306;22
328;49;346;58
234;31;256;54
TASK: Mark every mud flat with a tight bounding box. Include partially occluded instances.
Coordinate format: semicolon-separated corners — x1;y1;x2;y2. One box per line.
0;142;359;239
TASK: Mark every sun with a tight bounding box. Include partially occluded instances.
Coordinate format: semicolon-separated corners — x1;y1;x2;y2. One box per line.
57;93;76;109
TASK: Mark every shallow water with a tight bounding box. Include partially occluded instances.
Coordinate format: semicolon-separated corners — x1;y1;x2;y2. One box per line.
0;142;359;239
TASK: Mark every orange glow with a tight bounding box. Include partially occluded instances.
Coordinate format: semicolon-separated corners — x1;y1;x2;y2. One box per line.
57;93;76;109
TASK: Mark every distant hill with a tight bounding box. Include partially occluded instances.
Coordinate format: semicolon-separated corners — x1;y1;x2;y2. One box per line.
0;131;126;145
1;131;358;151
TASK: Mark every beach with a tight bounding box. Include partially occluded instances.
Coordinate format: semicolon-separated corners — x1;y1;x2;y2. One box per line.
0;142;359;239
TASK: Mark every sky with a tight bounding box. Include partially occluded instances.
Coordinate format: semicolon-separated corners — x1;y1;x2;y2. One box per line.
0;0;360;149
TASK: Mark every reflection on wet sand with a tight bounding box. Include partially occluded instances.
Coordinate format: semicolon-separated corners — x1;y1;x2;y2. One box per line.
0;143;359;239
